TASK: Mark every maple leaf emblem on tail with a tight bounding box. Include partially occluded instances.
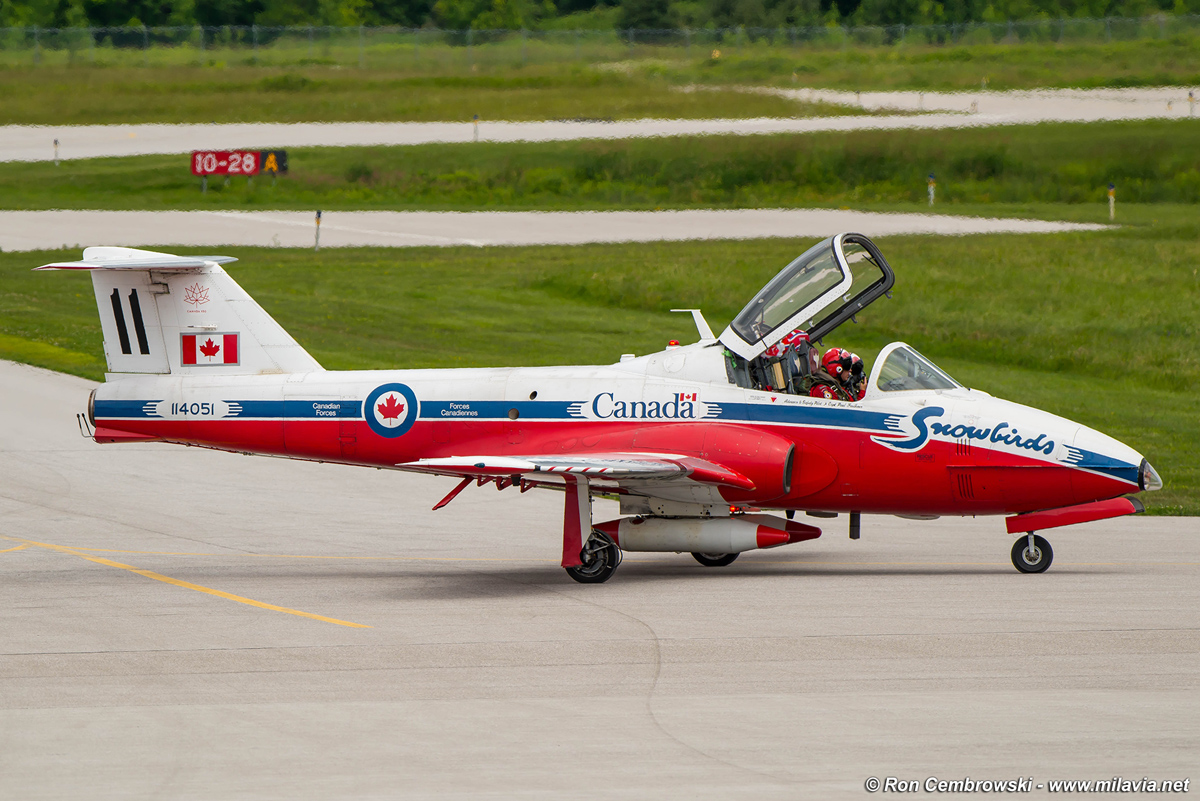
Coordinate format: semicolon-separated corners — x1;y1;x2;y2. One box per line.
199;338;221;359
377;393;405;420
184;283;210;306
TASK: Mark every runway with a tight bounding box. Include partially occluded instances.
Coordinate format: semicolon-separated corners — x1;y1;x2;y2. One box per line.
2;87;1195;163
1;358;1197;798
0;208;1105;252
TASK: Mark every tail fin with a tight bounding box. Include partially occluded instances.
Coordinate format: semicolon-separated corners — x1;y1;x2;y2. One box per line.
36;247;322;376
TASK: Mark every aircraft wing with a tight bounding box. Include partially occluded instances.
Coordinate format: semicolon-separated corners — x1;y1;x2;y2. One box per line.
398;453;756;491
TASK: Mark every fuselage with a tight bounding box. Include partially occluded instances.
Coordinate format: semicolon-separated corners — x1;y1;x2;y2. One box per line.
92;340;1146;517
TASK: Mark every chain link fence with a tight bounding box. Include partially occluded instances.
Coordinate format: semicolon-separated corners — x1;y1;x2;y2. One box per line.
1;15;1197;70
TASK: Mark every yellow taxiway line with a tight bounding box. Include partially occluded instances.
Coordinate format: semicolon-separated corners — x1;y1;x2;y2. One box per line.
5;536;370;629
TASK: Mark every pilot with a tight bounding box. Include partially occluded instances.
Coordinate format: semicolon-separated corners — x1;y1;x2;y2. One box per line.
810;348;854;401
847;352;867;401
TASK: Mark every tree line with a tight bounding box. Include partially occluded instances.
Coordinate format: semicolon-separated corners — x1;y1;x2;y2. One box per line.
1;0;1192;32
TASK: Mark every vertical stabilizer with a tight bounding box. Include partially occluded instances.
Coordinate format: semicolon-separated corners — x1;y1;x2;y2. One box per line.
36;247;322;376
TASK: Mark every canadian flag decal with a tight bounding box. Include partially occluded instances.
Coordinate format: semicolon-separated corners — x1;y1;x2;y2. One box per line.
182;333;239;366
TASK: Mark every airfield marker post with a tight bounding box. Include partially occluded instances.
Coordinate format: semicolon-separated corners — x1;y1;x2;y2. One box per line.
315;210;322;251
928;173;936;206
1190;91;1196;117
53;138;59;166
1108;183;1115;220
474;114;479;142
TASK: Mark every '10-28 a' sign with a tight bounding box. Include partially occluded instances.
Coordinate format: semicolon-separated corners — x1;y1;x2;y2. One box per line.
191;150;288;176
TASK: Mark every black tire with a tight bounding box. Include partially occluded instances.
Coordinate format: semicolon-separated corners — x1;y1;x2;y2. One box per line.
692;552;739;568
565;531;620;584
1011;534;1053;574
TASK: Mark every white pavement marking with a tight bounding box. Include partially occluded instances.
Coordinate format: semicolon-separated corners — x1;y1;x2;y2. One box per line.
0;208;1106;251
2;87;1196;163
1;358;1198;796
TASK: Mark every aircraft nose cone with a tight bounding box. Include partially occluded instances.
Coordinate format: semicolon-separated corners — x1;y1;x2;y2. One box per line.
1139;459;1164;492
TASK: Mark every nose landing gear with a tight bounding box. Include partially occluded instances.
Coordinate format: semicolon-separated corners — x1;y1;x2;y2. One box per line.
1011;533;1053;573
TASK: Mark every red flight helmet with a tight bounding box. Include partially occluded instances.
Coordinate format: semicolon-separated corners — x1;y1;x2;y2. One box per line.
821;347;851;379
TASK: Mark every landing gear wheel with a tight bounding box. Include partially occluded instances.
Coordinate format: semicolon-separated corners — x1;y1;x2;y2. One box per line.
565;531;621;584
1011;533;1053;574
692;552;739;567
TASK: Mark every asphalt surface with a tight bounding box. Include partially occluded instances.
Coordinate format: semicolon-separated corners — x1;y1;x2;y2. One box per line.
2;87;1195;163
1;359;1197;799
0;208;1105;252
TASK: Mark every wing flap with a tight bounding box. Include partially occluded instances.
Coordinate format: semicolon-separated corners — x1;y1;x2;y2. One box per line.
398;452;755;490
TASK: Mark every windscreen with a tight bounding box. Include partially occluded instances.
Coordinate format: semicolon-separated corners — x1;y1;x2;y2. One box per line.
876;346;960;392
730;241;843;345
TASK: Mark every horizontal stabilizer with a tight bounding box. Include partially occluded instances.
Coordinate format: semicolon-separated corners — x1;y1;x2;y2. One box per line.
35;246;236;271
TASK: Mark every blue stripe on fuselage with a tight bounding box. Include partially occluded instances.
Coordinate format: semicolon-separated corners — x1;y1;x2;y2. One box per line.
1067;446;1140;485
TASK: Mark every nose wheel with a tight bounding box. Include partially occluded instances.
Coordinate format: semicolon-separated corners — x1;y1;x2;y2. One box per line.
565;531;621;584
1011;533;1053;573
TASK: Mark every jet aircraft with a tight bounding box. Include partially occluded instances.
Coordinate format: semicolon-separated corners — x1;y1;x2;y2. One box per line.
39;233;1161;583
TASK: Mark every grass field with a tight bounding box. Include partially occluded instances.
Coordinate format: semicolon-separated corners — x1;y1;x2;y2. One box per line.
0;67;849;126
660;37;1200;91
3;228;1196;513
6;120;1197;213
4;32;1200;126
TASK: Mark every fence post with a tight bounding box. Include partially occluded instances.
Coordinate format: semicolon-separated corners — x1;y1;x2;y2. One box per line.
359;24;365;67
575;28;581;61
308;25;313;60
142;24;148;66
252;24;258;64
32;26;40;66
197;24;203;54
1105;16;1111;41
467;28;472;70
413;28;419;65
521;28;527;65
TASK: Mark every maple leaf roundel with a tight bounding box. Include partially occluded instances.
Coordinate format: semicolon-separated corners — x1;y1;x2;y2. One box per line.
364;383;419;439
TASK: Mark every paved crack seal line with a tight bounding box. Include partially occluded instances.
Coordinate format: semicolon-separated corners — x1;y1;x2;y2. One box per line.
5;536;371;629
464;561;796;785
0;543;28;553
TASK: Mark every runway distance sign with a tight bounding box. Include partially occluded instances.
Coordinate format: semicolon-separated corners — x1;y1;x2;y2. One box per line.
191;150;288;176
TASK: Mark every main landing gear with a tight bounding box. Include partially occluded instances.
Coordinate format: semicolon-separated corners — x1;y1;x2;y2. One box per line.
1011;533;1053;573
565;530;622;584
692;552;739;567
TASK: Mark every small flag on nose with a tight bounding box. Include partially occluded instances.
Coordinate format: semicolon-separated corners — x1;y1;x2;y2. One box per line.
182;333;239;365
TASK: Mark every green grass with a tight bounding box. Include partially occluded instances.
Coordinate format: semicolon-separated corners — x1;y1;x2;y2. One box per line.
8;120;1197;212
0;67;851;125
658;37;1200;91
3;35;1200;126
4;228;1197;513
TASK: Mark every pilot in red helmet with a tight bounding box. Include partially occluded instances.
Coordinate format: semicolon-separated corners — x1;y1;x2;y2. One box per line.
848;352;867;401
810;348;854;401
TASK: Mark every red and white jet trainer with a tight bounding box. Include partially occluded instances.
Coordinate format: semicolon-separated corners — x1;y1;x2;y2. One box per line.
40;234;1161;583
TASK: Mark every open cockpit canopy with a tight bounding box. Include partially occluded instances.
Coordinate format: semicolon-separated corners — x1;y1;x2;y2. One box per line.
718;233;895;360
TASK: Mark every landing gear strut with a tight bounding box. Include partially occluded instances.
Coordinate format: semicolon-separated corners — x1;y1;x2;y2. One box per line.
566;530;621;584
1011;533;1053;573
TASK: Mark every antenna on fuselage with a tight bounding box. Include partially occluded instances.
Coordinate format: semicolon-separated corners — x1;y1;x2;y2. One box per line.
669;309;716;343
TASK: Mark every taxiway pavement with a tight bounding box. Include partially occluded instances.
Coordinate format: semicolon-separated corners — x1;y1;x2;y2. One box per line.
1;359;1197;798
0;208;1105;252
2;87;1195;163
